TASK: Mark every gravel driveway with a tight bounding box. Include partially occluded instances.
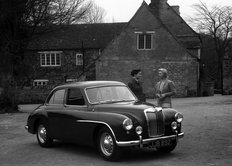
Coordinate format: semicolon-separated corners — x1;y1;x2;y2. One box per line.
0;95;232;166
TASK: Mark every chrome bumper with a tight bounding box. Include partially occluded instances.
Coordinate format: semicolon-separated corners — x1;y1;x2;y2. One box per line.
25;125;28;130
116;132;184;147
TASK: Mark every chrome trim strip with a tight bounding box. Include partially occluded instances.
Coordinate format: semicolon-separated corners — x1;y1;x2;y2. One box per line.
77;120;184;148
64;104;87;108
144;108;155;137
139;135;143;148
116;132;184;147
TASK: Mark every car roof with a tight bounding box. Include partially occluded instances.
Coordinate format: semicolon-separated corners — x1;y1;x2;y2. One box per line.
55;81;126;89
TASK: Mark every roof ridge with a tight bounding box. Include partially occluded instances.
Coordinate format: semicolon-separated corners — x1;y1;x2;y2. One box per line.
146;4;199;60
127;1;148;24
27;22;127;50
165;2;200;37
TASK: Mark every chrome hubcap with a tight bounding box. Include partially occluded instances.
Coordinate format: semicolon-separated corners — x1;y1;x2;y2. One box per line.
38;125;47;144
100;132;114;156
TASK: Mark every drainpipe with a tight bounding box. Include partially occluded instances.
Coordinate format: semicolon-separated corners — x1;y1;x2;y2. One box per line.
197;48;202;97
81;41;85;74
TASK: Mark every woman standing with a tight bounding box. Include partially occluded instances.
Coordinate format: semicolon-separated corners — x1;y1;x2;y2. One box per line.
128;69;146;102
155;68;176;108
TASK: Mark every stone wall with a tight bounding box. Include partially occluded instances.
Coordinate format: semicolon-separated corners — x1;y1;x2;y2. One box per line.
224;53;232;94
16;49;99;103
15;87;50;104
96;59;198;98
23;49;99;87
96;3;199;98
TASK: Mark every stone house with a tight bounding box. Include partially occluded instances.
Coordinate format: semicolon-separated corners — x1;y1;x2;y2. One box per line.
23;0;201;102
25;23;125;86
96;0;201;97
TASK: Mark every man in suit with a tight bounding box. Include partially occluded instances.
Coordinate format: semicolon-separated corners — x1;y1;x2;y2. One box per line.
155;68;176;108
128;69;146;102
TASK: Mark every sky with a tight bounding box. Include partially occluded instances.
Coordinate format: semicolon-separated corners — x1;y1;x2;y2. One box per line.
94;0;232;22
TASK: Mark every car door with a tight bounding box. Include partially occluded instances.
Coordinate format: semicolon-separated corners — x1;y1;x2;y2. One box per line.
62;87;94;143
45;88;66;139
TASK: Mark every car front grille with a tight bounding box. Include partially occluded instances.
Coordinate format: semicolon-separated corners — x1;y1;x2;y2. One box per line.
145;110;165;137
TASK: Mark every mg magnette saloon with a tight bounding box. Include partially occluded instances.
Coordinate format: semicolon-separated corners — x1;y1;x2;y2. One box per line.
25;81;184;161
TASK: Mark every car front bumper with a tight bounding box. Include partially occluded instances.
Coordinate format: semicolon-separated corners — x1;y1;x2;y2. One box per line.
116;132;184;147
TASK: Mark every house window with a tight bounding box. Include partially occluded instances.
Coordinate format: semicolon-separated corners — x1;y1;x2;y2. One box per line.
39;51;62;66
136;31;154;50
76;53;83;66
33;79;49;87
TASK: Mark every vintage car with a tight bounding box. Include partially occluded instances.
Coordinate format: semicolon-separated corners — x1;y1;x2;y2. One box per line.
25;81;184;161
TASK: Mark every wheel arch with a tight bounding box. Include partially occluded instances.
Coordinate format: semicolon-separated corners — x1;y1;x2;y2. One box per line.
93;125;104;147
80;121;116;147
32;116;48;134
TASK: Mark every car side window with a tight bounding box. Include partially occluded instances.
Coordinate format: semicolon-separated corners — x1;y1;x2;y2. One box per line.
48;89;65;105
66;88;85;106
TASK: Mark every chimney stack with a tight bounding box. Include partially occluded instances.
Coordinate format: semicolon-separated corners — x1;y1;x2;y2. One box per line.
150;0;167;9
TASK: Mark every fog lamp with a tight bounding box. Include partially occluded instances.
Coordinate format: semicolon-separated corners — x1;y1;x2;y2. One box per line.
135;126;143;135
171;121;177;130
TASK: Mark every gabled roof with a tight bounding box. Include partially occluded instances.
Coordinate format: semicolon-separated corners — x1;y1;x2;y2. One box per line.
27;23;126;51
148;1;201;49
27;1;200;52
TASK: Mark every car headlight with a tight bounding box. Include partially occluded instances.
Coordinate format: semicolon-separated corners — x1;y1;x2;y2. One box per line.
135;126;143;135
175;112;183;123
171;121;177;130
123;118;133;130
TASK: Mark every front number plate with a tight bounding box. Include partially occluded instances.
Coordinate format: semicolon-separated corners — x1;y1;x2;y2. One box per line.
154;139;171;148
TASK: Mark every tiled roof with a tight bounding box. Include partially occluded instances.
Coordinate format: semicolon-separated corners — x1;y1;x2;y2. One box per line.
177;36;201;48
27;23;127;50
148;2;201;49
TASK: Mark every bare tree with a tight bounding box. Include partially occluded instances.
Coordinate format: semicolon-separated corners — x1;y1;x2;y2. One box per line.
23;0;93;34
0;0;94;111
83;3;106;23
188;1;232;94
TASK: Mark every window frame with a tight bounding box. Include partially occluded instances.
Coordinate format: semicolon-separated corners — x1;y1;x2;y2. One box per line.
136;31;154;50
65;88;86;106
33;79;49;87
76;53;83;66
39;51;62;67
46;88;66;106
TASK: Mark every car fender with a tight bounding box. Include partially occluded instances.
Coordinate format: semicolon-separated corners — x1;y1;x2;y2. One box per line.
76;111;138;143
162;108;178;124
27;105;49;134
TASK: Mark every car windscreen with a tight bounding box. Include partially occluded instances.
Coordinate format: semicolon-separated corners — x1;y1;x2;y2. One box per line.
86;85;136;104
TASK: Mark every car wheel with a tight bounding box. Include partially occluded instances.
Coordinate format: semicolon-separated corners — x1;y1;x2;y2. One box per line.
97;127;121;161
36;121;53;147
156;140;177;153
